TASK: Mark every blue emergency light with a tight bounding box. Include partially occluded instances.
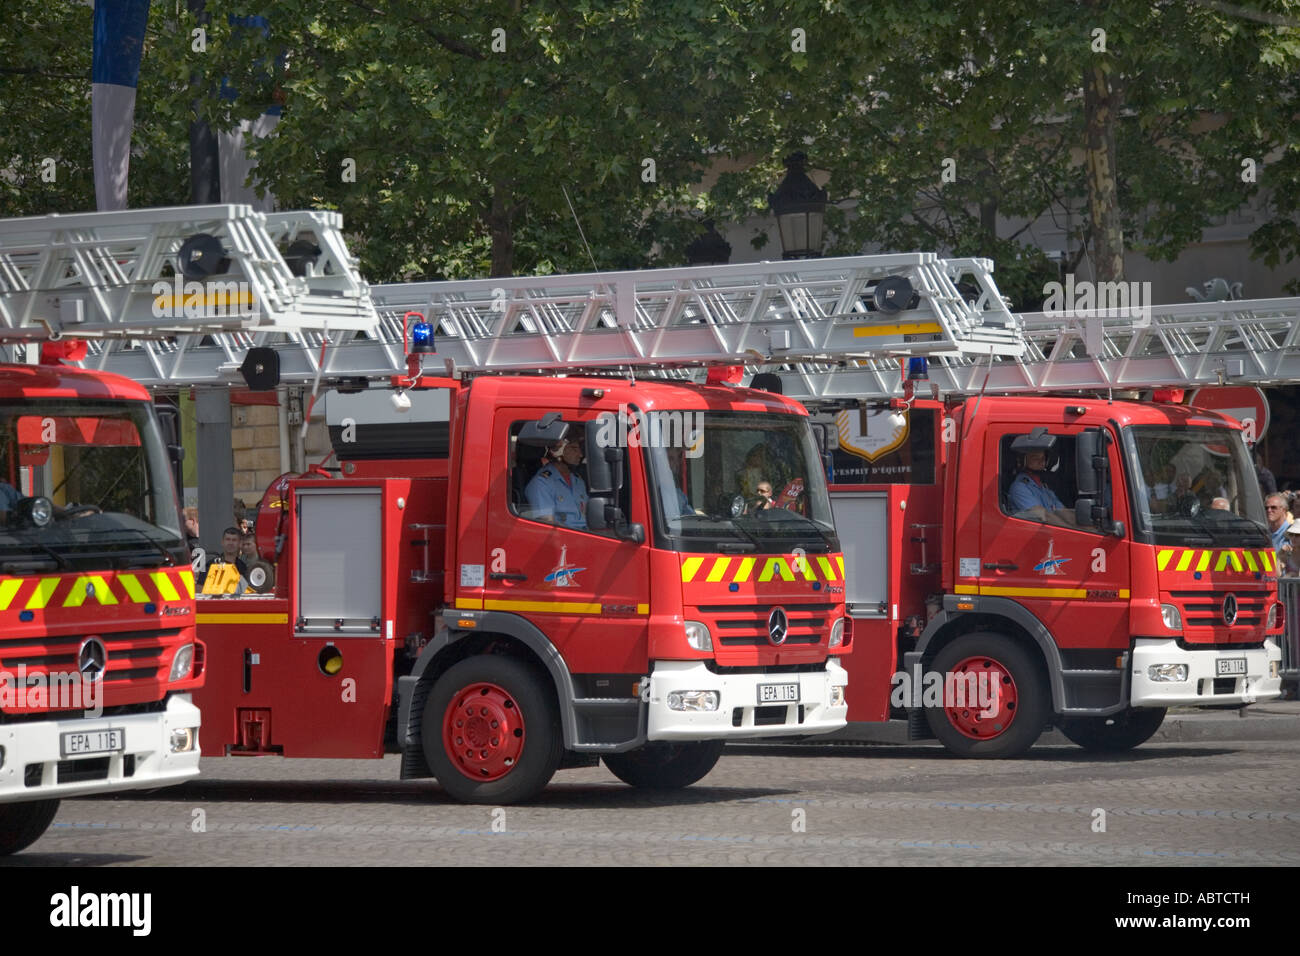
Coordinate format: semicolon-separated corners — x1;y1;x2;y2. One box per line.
407;312;436;354
906;356;929;381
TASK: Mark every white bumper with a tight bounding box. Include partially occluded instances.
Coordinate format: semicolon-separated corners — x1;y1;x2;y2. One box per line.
0;694;201;802
1131;638;1283;707
647;658;848;740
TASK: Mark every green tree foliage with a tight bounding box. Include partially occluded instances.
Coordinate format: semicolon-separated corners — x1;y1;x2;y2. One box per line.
1;0;1297;295
0;3;193;217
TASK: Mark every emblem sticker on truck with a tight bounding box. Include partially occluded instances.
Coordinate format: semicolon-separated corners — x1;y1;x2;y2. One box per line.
542;546;585;588
1034;541;1070;575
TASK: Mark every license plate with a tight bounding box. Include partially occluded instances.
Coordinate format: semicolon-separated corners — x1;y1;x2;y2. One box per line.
757;682;799;704
1216;657;1247;676
60;729;124;758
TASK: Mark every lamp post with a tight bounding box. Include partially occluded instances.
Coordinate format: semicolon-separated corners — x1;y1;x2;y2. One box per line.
685;219;732;265
768;152;828;259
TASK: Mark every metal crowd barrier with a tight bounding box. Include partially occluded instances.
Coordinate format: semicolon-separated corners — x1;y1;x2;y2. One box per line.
1277;577;1300;687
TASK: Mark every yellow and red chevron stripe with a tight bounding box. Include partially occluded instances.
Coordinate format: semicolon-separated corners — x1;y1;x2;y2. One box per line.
1155;548;1276;575
0;568;195;611
680;554;845;584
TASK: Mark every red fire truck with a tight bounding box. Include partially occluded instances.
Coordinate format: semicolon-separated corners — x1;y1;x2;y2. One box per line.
0;362;203;854
824;390;1285;756
194;375;849;803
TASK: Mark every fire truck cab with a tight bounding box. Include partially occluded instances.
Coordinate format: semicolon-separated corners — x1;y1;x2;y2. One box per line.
828;394;1284;757
194;375;849;803
0;364;202;854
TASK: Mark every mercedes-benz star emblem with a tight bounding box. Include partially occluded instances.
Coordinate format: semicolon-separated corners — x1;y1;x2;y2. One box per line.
1222;594;1238;627
78;636;107;683
767;607;789;646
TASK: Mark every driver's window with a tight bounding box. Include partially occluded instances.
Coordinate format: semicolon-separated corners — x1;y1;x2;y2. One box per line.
507;421;632;536
1000;432;1083;529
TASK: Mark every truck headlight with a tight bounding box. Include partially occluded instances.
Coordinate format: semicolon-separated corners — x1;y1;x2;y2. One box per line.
829;617;845;648
1160;604;1182;630
684;621;712;652
169;644;195;681
169;728;196;753
1147;663;1188;682
830;685;845;707
667;691;719;712
1271;661;1281;678
1268;603;1281;629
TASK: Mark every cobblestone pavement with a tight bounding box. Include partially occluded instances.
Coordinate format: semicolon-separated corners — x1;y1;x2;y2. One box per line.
8;738;1300;866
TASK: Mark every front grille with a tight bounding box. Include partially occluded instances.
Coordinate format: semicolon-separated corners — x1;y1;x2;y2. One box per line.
57;757;110;784
0;628;179;703
1168;590;1268;629
699;603;833;647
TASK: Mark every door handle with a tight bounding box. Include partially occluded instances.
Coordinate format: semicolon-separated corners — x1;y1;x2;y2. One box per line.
489;572;528;581
983;562;1019;571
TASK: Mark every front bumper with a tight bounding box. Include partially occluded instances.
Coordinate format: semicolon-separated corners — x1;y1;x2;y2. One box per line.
0;694;201;802
1131;638;1282;707
647;658;848;740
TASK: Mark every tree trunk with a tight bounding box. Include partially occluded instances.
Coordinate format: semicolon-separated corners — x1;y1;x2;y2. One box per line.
1083;62;1124;282
486;183;515;278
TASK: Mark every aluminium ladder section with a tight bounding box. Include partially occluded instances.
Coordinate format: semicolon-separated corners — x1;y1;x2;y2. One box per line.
0;205;377;378
773;289;1300;404
52;250;1026;386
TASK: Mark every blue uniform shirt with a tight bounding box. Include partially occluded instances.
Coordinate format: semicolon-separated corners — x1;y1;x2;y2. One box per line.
525;465;588;530
0;483;19;512
1008;471;1065;513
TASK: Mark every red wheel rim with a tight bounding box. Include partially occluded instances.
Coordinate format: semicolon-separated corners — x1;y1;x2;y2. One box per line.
942;656;1018;740
442;682;525;781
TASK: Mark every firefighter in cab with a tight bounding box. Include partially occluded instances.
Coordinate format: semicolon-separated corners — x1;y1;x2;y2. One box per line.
526;438;588;530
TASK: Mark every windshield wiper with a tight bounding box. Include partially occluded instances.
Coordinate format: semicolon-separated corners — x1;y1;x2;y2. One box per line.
1;537;72;572
105;526;178;568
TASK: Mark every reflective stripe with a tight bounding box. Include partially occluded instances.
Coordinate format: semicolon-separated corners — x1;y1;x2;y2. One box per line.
681;557;705;583
1156;549;1174;571
1175;550;1195;572
758;558;795;582
734;557;756;582
705;558;731;583
195;612;290;625
836;556;845;578
1195;551;1211;572
62;575;119;607
484;598;606;615
118;574;150;603
150;572;181;602
795;555;817;581
179;569;196;598
1243;551;1259;572
0;579;22;610
816;556;836;581
26;578;60;610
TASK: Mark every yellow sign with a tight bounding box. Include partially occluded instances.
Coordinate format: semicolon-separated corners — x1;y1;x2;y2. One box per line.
201;561;242;595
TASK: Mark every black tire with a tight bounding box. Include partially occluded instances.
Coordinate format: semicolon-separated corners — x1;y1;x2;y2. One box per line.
1059;707;1166;752
0;799;60;856
423;656;562;804
924;633;1049;758
603;740;725;790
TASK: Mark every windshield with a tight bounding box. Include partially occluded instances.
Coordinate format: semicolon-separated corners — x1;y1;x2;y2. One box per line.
0;399;185;572
647;410;838;554
1124;425;1268;547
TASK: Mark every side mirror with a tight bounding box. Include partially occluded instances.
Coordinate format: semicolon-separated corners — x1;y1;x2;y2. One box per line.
584;420;623;496
1075;430;1101;497
587;495;644;543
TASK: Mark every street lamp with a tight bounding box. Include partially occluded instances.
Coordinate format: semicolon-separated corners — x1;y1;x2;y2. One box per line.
685;219;732;265
768;152;828;259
